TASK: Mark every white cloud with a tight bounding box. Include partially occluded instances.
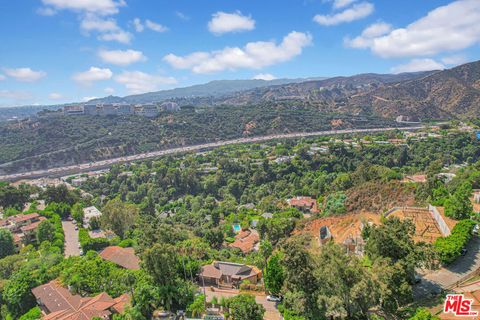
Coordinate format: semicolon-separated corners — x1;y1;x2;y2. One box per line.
333;0;357;9
73;67;113;85
253;73;277;81
176;11;190;21
4;67;47;82
98;30;132;44
104;87;115;94
132;18;167;33
49;93;63;100
81;16;119;33
41;0;126;16
82;96;98;102
164;31;312;74
98;49;146;66
208;11;255;35
80;15;132;44
133;18;144;32
390;58;445;74
37;7;57;16
145;20;168;32
441;54;468;66
114;71;177;94
314;2;374;26
0;74;5;81
344;22;392;48
351;0;480;58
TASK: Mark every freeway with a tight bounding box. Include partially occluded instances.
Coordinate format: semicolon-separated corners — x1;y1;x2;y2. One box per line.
0;125;424;182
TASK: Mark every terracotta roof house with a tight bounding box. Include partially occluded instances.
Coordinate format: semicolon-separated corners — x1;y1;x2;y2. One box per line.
0;213;46;250
199;261;262;288
229;229;260;254
99;246;140;270
32;280;129;320
287;196;319;214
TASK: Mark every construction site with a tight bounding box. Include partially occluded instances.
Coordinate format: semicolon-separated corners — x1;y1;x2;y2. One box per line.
300;205;458;254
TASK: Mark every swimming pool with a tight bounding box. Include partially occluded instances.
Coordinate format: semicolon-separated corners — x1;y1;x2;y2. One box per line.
232;224;241;233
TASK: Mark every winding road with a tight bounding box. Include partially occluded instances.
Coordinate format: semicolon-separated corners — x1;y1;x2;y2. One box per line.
0;125;424;182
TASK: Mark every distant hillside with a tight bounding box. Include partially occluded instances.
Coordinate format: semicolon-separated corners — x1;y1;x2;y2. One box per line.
90;78;327;104
349;60;480;119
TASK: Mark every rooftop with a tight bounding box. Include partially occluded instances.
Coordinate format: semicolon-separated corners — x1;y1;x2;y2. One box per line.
99;246;140;270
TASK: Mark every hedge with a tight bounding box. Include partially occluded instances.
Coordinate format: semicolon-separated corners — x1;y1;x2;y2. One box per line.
78;228;110;252
434;219;476;264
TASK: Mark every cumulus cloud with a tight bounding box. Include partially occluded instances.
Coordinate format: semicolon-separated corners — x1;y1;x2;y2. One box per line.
176;11;190;21
441;54;468;66
80;15;132;44
132;18;168;33
333;0;357;9
73;67;113;85
253;73;277;81
314;2;374;26
49;93;63;100
98;49;146;66
4;67;47;82
104;87;115;94
82;96;98;102
390;58;445;74
208;11;255;35
344;22;392;48
41;0;126;16
133;18;144;32
114;71;177;94
164;31;312;74
349;0;480;58
145;20;168;32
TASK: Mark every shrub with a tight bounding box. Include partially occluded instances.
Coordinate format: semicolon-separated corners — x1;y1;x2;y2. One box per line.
434;220;475;264
79;228;110;252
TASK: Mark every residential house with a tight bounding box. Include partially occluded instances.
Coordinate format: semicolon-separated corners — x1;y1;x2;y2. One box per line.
32;280;129;320
83;206;102;229
287;196;319;214
199;261;262;288
229;229;259;254
0;213;46;251
99;246;140;270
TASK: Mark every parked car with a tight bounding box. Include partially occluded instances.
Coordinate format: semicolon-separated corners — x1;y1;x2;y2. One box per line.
414;275;422;284
266;295;282;302
461;248;468;256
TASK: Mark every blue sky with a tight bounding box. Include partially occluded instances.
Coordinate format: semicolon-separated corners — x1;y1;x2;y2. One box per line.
0;0;479;106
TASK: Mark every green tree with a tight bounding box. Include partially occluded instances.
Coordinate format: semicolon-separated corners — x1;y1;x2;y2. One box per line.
444;183;473;220
227;294;265;320
0;229;15;258
101;198;139;238
18;307;41;320
408;307;440;320
143;243;179;287
187;294;205;317
264;252;285;295
36;220;56;244
71;203;84;224
203;228;224;249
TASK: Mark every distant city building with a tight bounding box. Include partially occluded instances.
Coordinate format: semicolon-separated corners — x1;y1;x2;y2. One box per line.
116;104;134;115
83;104;98;115
160;101;180;112
134;104;159;117
63;105;84;116
99;104;117;116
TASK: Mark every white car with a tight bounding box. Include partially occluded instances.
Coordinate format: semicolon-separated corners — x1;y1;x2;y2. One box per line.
266;295;282;302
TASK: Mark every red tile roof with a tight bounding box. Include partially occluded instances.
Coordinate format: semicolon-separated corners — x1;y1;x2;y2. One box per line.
99;246;140;270
32;280;129;320
229;229;260;254
287;196;319;213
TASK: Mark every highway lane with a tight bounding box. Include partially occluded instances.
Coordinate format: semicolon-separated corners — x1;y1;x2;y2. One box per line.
0;125;424;182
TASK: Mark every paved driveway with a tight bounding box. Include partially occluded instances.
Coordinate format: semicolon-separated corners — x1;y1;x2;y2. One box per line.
62;220;80;257
414;236;480;298
202;287;282;320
